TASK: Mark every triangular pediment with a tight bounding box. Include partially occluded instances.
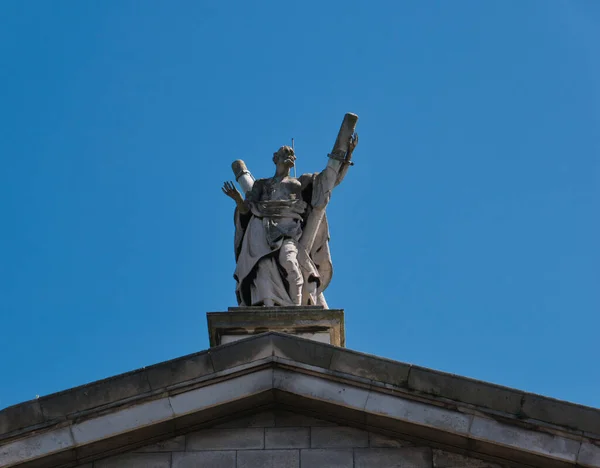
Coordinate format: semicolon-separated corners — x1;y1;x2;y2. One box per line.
1;333;598;468
85;409;504;468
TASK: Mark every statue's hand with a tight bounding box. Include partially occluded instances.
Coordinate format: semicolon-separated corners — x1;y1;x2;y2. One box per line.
221;181;243;203
347;133;358;160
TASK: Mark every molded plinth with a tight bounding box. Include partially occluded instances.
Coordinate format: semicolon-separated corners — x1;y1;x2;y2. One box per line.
207;306;345;347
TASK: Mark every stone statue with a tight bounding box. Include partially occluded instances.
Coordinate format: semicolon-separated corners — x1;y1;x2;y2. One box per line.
222;114;358;307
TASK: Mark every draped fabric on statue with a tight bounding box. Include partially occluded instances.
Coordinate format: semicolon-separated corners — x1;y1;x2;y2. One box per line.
232;173;333;307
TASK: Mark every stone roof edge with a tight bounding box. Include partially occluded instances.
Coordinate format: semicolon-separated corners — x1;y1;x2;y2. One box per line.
1;332;599;442
2;359;598;468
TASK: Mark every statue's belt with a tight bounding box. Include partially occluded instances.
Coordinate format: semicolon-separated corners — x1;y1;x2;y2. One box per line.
251;200;307;219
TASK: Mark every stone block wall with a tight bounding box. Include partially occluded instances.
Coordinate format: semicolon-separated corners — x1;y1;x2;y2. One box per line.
78;411;506;468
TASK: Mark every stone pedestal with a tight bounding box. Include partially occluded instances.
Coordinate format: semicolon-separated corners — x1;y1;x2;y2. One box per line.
206;306;345;347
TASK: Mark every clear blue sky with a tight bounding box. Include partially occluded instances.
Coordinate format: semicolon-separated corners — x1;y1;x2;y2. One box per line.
1;1;599;410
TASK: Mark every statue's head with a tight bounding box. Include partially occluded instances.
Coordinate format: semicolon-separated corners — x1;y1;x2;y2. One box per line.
273;146;296;168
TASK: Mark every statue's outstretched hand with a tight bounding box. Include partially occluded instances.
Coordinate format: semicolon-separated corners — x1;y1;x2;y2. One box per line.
222;181;243;203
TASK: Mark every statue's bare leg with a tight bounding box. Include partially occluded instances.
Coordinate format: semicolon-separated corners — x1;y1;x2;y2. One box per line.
279;239;303;305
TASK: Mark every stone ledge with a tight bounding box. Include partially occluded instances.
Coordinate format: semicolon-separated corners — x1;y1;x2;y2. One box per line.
1;332;599;456
226;306;326;312
0;359;598;468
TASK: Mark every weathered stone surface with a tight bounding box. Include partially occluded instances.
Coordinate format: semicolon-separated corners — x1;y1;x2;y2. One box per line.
311;426;369;448
223;116;358;309
470;416;580;463
71;397;174;445
95;453;171;468
433;449;503;467
408;367;523;415
578;441;600;467
265;427;309;448
274;410;336;427
237;449;299;468
208;335;273;372
354;447;432;468
365;389;472;435
39;370;151;420
186;428;264;450
300;449;353;467
0;426;74;466
213;410;275;428
272;333;334;369
274;393;367;436
522;394;600;435
0;399;44;437
209;309;345;347
146;351;213;390
369;432;414;448
274;369;370;412
1;333;599;468
168;368;272;417
171;391;273;437
134;435;185;452
172;451;236;468
330;349;410;386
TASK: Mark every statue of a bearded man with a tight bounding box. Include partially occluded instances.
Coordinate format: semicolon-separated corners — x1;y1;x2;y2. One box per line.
222;119;358;307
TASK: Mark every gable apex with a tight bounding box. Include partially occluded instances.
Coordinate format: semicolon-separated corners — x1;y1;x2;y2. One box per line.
1;332;599;467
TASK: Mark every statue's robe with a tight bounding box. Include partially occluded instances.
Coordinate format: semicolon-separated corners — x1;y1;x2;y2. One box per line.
233;169;343;307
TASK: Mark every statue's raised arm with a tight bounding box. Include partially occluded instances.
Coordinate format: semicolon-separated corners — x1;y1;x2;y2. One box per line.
224;113;359;308
301;113;359;253
326;114;359;188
